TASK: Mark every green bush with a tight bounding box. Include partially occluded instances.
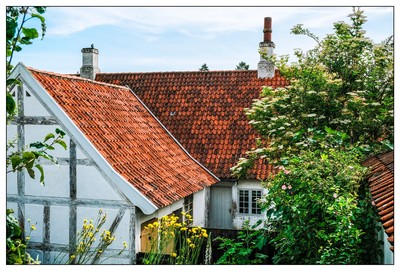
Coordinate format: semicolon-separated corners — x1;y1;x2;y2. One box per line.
215;220;268;264
262;149;382;264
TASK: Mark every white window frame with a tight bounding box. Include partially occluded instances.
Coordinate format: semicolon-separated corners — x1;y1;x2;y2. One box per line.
238;189;262;215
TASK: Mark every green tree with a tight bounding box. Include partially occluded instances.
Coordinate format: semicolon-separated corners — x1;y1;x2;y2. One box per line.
232;8;391;264
199;63;209;71
232;7;393;171
235;61;249;70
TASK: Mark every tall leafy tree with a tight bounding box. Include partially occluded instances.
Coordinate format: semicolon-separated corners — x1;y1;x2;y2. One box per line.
232;8;392;264
232;7;393;170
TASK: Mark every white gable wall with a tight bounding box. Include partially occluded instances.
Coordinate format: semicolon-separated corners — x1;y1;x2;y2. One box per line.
7;82;137;264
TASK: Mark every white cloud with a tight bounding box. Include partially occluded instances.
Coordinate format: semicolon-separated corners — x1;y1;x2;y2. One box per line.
46;7;360;37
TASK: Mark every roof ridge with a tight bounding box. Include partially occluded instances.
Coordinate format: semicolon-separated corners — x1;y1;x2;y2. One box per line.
26;65;131;91
96;69;259;75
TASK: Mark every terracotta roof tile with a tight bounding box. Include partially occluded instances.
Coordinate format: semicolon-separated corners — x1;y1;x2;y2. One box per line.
27;67;218;208
362;151;394;251
96;70;289;179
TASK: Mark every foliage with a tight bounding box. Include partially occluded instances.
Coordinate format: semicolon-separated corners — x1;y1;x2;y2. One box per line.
6;209;40;264
142;213;209;265
231;8;393;172
261;148;381;264
54;209;126;264
215;219;268;264
199;63;209;71
232;8;390;264
7;129;67;185
236;61;250;70
6;7;46;74
7;7;47;120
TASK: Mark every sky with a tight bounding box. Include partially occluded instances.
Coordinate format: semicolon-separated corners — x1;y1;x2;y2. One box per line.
7;4;394;74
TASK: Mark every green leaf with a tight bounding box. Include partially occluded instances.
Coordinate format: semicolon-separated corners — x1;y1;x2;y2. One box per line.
33;7;47;14
43;133;55;142
6;92;16;115
55;128;66;137
21;27;39;40
35;164;45;185
22;151;36;168
55;139;67;150
324;126;335;135
29;141;46;149
19;36;33;45
6;78;21;87
14;45;22;52
31;151;57;164
10;155;22;171
6;17;17;40
27;168;35;179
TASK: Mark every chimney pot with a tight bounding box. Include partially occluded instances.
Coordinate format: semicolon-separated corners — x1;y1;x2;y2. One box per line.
263;17;272;42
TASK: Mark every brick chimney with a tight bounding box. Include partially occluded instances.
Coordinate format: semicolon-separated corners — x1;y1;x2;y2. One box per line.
257;17;275;78
80;44;100;80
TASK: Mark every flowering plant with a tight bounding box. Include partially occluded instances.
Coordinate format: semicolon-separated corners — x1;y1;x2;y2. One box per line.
142;212;209;264
54;209;126;264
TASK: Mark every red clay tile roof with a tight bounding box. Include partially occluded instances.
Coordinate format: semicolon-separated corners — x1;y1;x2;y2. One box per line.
362;151;394;251
95;70;289;179
27;67;219;208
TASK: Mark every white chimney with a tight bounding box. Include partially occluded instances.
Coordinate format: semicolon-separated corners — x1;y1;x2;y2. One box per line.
258;17;275;78
80;45;100;80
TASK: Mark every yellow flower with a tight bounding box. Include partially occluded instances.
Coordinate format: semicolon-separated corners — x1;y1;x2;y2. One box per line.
30;224;36;231
26;236;30;241
70;255;76;260
180;227;188;231
123;241;128;248
170;252;177;258
189;243;196;249
186;238;192;244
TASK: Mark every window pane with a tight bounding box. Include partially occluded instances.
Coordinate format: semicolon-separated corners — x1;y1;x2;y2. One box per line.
184;194;193;225
251;190;262;214
239;190;249;214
